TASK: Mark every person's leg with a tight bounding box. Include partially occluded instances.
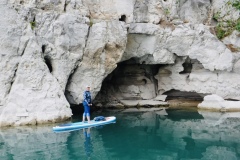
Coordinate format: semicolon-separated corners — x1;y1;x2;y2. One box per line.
86;105;91;123
83;102;88;122
82;113;86;122
87;114;90;123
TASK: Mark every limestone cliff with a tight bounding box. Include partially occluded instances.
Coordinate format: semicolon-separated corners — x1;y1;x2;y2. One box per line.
0;0;239;126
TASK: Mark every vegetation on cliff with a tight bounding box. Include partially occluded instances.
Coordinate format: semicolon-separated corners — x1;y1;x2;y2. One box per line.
214;0;240;39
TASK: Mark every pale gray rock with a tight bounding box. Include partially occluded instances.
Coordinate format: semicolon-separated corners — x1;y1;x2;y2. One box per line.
154;95;167;101
65;0;89;15
179;0;211;24
128;23;160;35
125;23;234;71
66;21;127;104
233;58;240;73
36;13;89;90
0;39;72;126
84;0;118;20
0;2;26;106
223;31;240;53
11;0;66;12
0;0;240;126
83;0;135;23
198;94;240;111
223;30;240;47
123;27;176;64
212;0;240;22
216;72;240;100
155;57;240;101
165;24;234;71
114;0;135;23
123;34;158;62
133;0;164;24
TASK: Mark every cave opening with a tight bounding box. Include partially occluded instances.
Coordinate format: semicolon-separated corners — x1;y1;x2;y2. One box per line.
163;89;203;101
179;57;192;74
119;15;127;22
94;58;163;106
44;56;53;73
70;57;205;115
42;45;46;53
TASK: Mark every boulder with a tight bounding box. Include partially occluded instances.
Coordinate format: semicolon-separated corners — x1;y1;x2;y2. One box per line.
154;95;168;101
198;94;240;111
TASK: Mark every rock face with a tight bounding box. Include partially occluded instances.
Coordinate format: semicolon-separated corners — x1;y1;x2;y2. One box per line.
0;39;72;126
198;94;240;111
66;21;127;104
0;0;240;126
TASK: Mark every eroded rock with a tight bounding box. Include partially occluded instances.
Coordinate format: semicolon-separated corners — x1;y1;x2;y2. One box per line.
0;0;240;126
0;39;72;126
66;21;127;104
198;94;240;111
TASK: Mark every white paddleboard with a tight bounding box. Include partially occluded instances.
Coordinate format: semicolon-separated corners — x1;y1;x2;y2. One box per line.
53;116;116;132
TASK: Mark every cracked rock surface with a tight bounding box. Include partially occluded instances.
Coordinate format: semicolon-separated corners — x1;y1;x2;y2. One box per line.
0;0;240;126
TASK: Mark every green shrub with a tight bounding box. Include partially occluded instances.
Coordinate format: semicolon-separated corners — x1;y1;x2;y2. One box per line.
30;21;36;30
214;0;240;39
213;11;221;21
236;19;240;31
215;19;240;39
232;0;240;10
215;28;224;39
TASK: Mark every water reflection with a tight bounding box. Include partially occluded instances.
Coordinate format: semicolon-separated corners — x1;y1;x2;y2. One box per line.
0;125;71;159
83;128;93;158
99;110;240;160
1;110;240;160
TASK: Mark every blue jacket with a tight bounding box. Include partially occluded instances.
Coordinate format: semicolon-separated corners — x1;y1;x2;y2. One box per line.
83;91;92;104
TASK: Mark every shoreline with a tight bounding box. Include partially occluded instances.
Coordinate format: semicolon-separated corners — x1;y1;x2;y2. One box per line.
89;98;240;112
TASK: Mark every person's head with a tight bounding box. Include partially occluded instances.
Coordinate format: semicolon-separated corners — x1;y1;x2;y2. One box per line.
86;85;90;91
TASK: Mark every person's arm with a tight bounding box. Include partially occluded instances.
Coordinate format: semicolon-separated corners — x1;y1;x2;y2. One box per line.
83;91;88;104
89;93;92;106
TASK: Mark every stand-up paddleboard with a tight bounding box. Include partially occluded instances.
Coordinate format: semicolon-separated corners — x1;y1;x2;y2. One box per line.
53;116;116;132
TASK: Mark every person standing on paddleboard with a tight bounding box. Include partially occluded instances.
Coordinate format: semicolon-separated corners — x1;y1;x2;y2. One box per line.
83;85;92;123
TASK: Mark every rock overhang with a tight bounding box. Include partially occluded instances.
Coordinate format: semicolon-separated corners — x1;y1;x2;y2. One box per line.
0;0;240;126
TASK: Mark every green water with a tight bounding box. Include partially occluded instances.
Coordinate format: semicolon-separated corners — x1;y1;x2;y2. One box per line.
1;109;240;160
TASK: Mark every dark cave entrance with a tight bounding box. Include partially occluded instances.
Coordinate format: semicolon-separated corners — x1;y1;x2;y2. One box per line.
44;56;53;73
163;89;203;101
70;58;163;115
179;57;192;74
94;58;163;106
119;15;127;22
70;57;204;115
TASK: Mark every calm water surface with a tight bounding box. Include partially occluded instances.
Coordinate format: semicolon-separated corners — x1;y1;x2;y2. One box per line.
1;108;240;160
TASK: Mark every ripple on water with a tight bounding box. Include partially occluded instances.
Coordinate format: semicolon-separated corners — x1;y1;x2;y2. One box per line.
1;109;240;160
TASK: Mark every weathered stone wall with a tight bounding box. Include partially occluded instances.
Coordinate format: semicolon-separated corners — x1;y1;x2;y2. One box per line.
0;0;240;126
